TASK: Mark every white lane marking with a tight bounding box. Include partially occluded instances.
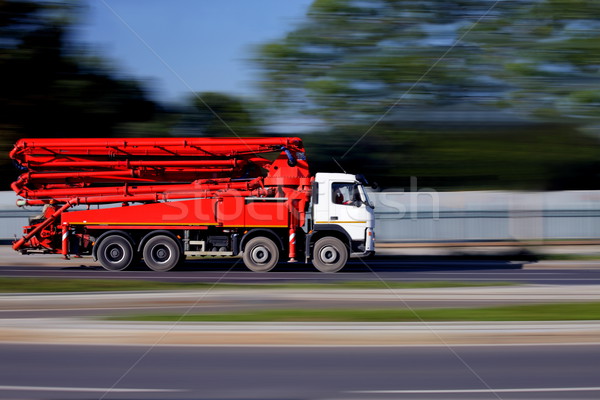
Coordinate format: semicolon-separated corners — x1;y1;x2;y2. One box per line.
0;385;182;393
350;386;600;394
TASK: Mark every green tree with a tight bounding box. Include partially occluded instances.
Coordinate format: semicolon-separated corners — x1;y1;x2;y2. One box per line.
256;0;497;124
0;0;160;189
255;0;600;190
467;0;600;120
257;0;600;124
172;92;262;137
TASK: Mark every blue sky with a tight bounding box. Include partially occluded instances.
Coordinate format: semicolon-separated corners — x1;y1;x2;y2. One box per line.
77;0;313;103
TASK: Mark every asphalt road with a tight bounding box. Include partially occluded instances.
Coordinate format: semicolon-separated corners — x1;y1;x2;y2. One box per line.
2;250;600;285
1;343;599;400
3;263;600;285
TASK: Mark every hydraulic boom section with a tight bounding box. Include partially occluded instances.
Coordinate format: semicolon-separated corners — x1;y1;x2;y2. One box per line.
11;137;309;205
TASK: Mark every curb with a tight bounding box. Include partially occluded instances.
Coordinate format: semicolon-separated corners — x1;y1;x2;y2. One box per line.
1;320;600;346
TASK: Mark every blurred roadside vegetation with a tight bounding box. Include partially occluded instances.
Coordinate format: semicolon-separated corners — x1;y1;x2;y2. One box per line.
0;277;515;293
112;302;600;322
1;0;599;192
257;0;600;190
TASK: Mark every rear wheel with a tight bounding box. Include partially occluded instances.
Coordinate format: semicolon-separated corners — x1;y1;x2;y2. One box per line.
242;237;279;272
312;237;348;273
97;235;134;271
143;235;181;272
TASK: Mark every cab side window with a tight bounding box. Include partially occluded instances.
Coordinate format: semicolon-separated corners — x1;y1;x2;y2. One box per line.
332;183;359;205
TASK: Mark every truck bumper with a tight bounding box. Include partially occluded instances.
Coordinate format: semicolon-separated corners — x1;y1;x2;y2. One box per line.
350;228;375;258
351;250;375;259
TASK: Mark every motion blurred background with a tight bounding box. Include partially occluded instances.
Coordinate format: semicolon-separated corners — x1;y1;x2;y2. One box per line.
1;0;599;193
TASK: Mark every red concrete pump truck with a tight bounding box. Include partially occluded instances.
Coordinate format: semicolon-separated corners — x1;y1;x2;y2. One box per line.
10;137;375;272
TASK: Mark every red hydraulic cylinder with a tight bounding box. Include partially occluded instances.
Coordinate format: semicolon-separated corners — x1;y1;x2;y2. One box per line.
19;159;239;169
23;168;236;183
13;176;265;202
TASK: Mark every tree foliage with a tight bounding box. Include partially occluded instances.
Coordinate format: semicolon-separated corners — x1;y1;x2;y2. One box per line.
178;92;261;137
257;0;600;123
256;0;600;189
0;1;159;137
0;0;159;188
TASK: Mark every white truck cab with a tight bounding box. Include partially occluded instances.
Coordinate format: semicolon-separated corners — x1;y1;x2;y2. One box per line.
307;173;375;271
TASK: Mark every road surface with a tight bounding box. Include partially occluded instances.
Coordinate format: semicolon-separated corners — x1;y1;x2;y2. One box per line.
2;246;600;285
1;343;599;400
2;246;599;399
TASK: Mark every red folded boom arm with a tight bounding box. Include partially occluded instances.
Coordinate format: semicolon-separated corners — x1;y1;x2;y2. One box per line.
11;137;309;205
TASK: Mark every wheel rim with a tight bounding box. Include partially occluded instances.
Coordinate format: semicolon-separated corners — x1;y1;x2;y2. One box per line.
319;245;339;264
105;244;125;263
151;244;172;264
251;245;270;264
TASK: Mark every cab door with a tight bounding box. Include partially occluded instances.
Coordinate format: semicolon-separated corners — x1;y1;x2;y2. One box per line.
329;181;369;241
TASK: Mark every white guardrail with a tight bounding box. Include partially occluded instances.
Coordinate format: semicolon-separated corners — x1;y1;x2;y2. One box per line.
2;190;599;242
370;190;600;242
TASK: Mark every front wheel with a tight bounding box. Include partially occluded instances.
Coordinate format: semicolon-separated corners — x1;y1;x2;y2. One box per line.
242;237;279;272
143;235;181;272
312;237;348;273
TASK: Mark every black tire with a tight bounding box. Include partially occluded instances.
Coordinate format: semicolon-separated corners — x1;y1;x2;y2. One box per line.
96;235;134;271
143;235;181;272
312;237;348;273
242;237;279;272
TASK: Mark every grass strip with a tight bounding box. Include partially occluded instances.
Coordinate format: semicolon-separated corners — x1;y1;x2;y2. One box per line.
109;302;600;322
0;278;515;293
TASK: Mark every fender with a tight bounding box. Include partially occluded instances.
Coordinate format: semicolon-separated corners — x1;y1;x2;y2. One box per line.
306;224;353;260
92;230;136;262
304;224;352;262
312;224;353;243
240;228;285;252
137;230;184;254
